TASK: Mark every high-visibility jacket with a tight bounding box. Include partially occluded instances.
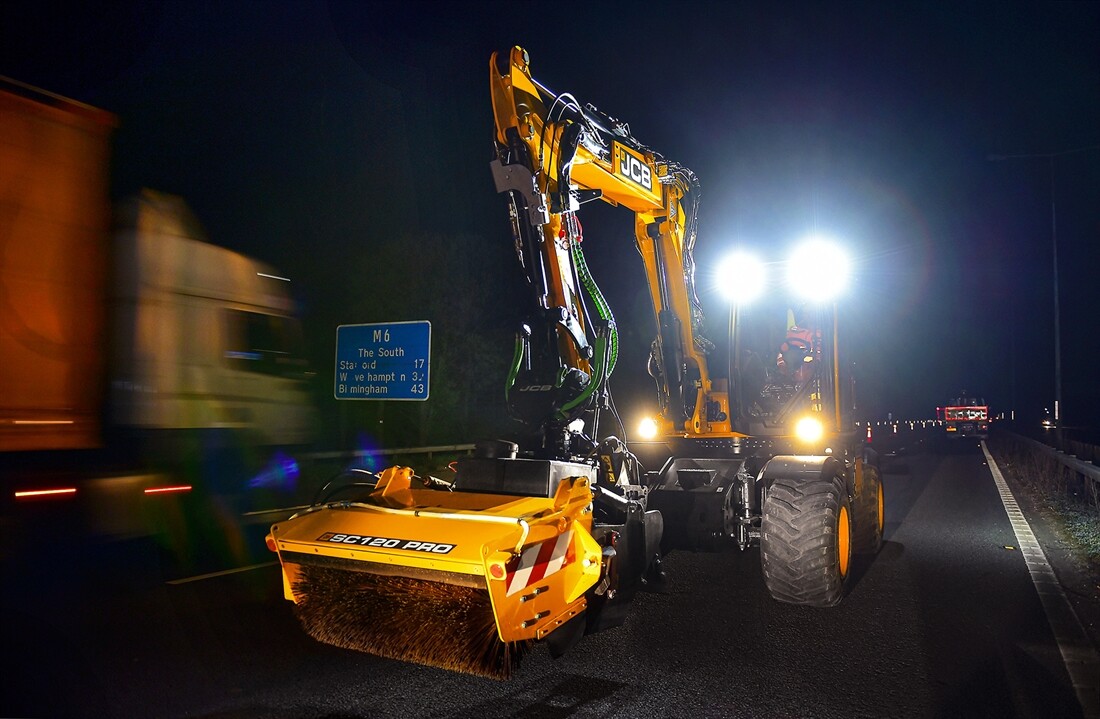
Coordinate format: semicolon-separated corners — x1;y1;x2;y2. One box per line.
776;325;820;374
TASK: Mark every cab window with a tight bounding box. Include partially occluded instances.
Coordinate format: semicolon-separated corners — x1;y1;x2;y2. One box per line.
224;309;309;379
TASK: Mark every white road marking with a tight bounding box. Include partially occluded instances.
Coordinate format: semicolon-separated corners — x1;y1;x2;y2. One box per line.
982;441;1100;718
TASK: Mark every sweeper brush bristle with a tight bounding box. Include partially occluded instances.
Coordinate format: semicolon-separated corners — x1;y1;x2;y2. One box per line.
292;565;529;679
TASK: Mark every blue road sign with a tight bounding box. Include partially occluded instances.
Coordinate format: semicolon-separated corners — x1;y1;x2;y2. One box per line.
334;321;430;400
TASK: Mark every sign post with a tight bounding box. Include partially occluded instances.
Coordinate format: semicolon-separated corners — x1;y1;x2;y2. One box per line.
334;321;430;400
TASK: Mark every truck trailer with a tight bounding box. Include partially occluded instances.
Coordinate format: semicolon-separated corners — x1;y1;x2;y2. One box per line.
1;77;317;549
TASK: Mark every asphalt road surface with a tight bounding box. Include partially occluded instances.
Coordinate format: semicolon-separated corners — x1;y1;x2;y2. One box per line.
3;435;1097;719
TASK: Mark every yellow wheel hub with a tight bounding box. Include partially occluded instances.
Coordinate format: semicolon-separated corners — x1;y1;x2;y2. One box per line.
837;504;851;578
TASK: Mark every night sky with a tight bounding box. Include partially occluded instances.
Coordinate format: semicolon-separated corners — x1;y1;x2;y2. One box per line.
4;1;1099;437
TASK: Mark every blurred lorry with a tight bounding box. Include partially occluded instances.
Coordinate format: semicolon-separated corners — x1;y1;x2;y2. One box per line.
0;77;316;542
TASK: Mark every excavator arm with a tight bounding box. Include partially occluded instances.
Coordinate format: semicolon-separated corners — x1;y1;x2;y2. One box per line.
488;46;738;446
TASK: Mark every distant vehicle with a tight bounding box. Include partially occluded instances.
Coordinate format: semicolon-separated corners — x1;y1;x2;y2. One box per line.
1040;410;1056;430
1;77;317;541
941;391;989;439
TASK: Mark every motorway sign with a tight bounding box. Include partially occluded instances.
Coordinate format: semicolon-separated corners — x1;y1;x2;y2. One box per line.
334;321;430;400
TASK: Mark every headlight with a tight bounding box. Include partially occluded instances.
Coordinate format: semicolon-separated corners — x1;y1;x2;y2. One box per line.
637;417;659;440
794;416;824;443
716;251;767;304
788;238;850;302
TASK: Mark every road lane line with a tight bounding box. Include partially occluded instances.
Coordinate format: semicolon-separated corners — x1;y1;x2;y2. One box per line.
982;440;1100;718
167;561;278;585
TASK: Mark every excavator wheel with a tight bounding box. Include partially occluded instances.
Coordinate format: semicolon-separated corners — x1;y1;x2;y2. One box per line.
852;464;884;554
760;472;852;607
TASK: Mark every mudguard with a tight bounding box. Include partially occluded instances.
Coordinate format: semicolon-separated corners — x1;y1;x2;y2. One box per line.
759;455;846;490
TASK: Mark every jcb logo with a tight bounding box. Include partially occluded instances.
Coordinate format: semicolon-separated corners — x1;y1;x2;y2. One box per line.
518;384;553;392
617;145;652;191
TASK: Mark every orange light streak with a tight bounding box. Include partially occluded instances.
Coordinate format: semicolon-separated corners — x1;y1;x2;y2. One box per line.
143;485;193;495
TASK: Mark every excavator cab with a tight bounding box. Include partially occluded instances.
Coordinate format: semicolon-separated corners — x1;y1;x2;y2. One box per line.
735;301;834;432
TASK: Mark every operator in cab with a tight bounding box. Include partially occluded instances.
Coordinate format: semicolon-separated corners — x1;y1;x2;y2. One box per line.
775;306;821;385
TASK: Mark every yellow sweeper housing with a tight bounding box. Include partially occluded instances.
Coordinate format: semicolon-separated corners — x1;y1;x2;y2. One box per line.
267;465;604;678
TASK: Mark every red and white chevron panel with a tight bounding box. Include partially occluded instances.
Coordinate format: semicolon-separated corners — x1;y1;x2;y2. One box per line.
505;531;574;596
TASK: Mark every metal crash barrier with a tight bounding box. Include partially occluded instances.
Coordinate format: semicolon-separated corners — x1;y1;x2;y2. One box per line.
994;432;1100;508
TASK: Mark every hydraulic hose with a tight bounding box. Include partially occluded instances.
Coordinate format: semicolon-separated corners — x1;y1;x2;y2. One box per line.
504;331;526;406
558;333;608;420
571;239;618;376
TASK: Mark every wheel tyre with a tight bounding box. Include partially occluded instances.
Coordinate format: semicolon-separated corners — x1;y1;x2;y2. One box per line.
852;463;884;555
760;472;852;607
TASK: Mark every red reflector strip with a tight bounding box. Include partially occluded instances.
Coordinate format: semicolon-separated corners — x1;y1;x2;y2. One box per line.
506;531;573;596
14;488;77;499
144;485;192;495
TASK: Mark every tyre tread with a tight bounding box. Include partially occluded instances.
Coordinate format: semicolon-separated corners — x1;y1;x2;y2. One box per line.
760;472;851;607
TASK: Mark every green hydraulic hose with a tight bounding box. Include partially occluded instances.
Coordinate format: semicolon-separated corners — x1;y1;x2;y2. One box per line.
571;240;619;376
504;333;525;404
558;333;607;420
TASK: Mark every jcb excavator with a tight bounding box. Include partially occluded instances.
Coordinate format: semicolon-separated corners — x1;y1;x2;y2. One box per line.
266;46;884;679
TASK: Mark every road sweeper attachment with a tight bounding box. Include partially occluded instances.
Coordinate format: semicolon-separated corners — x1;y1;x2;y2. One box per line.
267;453;660;678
